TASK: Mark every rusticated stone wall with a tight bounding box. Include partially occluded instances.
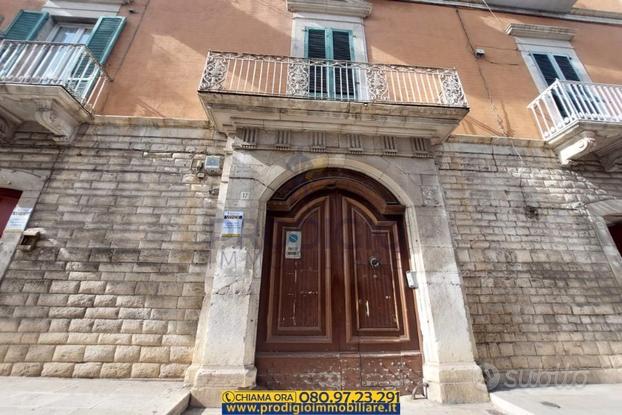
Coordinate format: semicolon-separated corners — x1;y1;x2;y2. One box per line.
0;119;224;378
437;137;622;382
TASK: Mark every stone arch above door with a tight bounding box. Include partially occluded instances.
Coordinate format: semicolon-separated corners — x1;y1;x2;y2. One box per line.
256;167;422;392
187;149;488;406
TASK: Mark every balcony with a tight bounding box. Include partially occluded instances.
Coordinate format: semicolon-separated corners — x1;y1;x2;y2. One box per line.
198;51;468;141
529;80;622;170
0;40;110;143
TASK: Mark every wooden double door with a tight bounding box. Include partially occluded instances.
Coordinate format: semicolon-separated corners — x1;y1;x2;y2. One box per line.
256;170;422;392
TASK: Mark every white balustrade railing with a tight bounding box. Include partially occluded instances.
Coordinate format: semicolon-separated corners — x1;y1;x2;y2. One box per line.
0;40;110;112
199;51;468;107
528;79;622;140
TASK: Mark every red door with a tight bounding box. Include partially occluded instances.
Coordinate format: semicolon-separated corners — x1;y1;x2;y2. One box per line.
256;170;422;392
0;188;21;236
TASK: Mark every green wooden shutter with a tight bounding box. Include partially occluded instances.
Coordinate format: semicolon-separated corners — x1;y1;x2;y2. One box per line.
306;29;327;95
533;53;559;86
4;10;49;40
332;31;352;61
331;31;354;97
306;29;326;59
86;16;126;63
553;55;581;81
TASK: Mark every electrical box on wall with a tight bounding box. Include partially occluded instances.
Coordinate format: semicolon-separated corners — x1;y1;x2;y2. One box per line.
204;155;223;176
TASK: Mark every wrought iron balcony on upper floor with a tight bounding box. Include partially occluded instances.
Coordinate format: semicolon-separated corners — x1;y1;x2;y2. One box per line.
529;79;622;170
0;40;110;143
198;51;469;141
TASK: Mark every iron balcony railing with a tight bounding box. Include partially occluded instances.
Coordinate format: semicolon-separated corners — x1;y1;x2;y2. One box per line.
0;40;111;112
528;79;622;140
199;51;468;107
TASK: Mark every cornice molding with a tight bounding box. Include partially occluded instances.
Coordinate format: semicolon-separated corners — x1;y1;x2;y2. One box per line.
394;0;622;26
287;0;372;18
505;23;576;40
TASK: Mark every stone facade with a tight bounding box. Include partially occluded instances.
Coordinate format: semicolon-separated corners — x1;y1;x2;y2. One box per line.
0;119;224;379
186;132;488;406
1;124;621;394
437;136;622;384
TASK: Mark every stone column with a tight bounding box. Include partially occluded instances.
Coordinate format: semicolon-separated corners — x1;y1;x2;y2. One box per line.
186;143;267;407
407;172;489;403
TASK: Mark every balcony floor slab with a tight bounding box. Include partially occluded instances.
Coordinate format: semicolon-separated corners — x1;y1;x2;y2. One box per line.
199;92;468;142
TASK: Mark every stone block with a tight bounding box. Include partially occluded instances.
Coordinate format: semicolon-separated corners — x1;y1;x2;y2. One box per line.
25;345;55;362
73;362;102;378
4;345;28;362
114;346;141;362
41;362;75;377
10;362;43;376
139;347;169;363
170;347;193;364
100;363;132;378
79;281;107;294
83;345;116;362
53;345;85;362
37;333;69;345
131;363;160;378
143;320;168;334
160;363;187;378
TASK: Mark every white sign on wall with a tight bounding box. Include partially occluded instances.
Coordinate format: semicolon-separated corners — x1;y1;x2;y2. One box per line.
285;231;302;259
5;207;32;232
221;211;244;237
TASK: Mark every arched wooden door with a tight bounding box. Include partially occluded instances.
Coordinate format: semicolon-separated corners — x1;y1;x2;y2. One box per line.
256;169;422;392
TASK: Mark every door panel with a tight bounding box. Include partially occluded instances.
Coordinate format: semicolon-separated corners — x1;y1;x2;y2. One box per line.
257;182;421;391
264;196;333;347
344;198;405;345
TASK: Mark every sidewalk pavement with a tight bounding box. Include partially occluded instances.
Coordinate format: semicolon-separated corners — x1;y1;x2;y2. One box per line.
2;376;622;414
0;376;189;415
490;384;622;415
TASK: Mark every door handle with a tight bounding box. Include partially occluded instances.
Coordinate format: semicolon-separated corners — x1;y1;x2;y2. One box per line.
369;256;381;268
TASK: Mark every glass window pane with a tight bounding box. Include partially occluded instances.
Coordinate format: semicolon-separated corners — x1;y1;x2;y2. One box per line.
52;26;82;43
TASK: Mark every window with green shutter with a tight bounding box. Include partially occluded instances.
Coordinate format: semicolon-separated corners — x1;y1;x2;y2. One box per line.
531;53;582;85
86;16;126;64
531;52;599;117
305;28;355;99
4;10;49;40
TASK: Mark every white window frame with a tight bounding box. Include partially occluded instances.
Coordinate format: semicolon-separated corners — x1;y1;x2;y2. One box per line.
46;21;93;44
515;37;591;92
291;12;368;62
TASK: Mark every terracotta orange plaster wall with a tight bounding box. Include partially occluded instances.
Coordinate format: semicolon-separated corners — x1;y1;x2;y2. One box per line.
101;0;293;119
367;0;622;139
3;0;621;138
0;0;45;30
575;0;622;14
